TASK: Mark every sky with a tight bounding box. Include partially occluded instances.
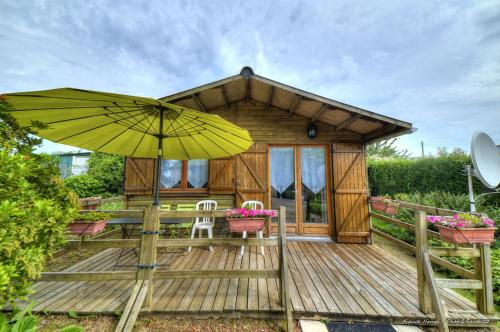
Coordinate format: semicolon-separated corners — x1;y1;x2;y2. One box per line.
1;0;499;157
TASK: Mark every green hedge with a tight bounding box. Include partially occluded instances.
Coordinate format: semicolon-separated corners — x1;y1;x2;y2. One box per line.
368;155;489;196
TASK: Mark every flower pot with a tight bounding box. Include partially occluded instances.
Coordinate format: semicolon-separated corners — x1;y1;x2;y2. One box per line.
371;201;398;215
68;220;107;235
227;218;266;233
436;225;496;245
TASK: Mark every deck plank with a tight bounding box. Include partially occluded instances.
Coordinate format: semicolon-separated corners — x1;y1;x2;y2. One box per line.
25;241;492;327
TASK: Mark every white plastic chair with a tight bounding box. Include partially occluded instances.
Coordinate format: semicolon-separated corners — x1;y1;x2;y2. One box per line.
188;200;217;252
240;200;265;256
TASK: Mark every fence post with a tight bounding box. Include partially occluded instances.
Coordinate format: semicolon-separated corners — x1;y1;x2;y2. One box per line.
137;205;160;308
475;244;494;315
278;206;293;332
415;210;432;313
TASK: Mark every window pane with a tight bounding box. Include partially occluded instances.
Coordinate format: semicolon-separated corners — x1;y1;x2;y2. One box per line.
270;147;296;224
161;160;182;188
187;159;208;188
300;147;327;224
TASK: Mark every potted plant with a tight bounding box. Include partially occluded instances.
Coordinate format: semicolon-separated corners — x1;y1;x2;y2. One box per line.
68;211;111;235
225;208;277;232
369;196;400;215
427;213;496;244
78;196;102;210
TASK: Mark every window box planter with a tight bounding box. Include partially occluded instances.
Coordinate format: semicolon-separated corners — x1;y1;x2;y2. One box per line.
68;220;107;236
227;218;266;233
436;225;496;245
369;196;399;215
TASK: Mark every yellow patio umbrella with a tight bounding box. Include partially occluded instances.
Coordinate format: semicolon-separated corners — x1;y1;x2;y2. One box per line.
1;88;253;205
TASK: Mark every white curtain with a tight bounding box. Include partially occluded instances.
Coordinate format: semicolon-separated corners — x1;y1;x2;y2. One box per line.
161;160;182;188
270;147;295;194
300;147;325;194
188;159;208;188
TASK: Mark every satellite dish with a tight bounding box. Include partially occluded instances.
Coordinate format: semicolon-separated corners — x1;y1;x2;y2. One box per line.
471;131;500;189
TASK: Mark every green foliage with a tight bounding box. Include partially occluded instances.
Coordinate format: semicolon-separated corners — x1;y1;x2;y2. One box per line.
0;151;78;307
367;138;410;159
0;102;43;154
64;152;123;198
368;155;490;196
64;174;105;198
0;302;37;332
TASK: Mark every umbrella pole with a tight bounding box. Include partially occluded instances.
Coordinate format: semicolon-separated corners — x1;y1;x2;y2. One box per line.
153;109;164;206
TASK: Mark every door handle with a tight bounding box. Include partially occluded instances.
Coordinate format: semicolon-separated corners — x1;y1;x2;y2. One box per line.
235;180;241;186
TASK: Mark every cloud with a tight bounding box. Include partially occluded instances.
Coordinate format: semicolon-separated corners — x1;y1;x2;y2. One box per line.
0;0;499;155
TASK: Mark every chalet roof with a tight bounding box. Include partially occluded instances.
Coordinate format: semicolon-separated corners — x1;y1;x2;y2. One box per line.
160;67;413;143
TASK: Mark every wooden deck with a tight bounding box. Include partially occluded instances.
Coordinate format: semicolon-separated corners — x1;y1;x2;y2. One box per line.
27;242;493;327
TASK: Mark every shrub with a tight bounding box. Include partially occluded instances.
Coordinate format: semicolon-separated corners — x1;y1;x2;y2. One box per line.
64;174;105;198
0;152;78;307
64;153;123;198
368;155;488;196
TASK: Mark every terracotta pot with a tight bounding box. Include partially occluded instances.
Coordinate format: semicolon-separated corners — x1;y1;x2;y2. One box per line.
68;220;107;235
371;201;397;215
436;225;496;245
227;218;266;232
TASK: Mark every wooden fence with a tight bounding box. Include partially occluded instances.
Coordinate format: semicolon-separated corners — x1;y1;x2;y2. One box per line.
369;200;494;332
39;206;293;332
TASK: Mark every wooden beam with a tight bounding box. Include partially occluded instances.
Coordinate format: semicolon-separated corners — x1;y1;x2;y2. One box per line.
154;269;279;279
288;95;302;116
157;238;277;248
370;227;416;252
38;271;136;282
429;247;480;258
252;74;413;129
84;209;143;218
246;78;252;102
310;104;328;123
115;280;149;332
336;113;362;131
415;210;432;314
219;85;229;109
392;200;461;216
363;124;397;141
475;244;494;315
435;278;483;289
422;254;450;332
191;94;207;112
429;253;476;279
370;212;440;239
65;239;140;250
267;86;275;109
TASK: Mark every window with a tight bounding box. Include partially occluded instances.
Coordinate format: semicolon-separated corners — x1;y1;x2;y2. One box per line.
160;159;208;190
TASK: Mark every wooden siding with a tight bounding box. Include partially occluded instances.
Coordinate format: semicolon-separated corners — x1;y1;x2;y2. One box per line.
235;143;268;207
123;101;373;238
332;143;370;243
124;158;154;195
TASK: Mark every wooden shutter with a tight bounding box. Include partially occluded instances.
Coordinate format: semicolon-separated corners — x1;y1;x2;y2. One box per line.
235;143;268;207
124;158;155;194
208;157;236;194
332;143;370;243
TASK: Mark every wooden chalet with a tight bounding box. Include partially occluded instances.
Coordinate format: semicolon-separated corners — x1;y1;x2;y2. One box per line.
25;68;496;332
124;66;413;241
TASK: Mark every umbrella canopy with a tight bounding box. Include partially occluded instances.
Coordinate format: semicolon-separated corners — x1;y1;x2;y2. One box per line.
1;88;253;204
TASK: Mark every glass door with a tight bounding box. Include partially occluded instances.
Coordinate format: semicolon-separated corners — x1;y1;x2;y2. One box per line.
269;145;331;236
270;147;297;234
298;146;330;235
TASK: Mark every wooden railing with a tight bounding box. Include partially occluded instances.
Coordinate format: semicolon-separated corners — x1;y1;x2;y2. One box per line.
39;206;293;332
369;200;494;332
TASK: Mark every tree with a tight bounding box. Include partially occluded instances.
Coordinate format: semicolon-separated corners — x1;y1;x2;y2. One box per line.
367;138;410;159
0;102;43;154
